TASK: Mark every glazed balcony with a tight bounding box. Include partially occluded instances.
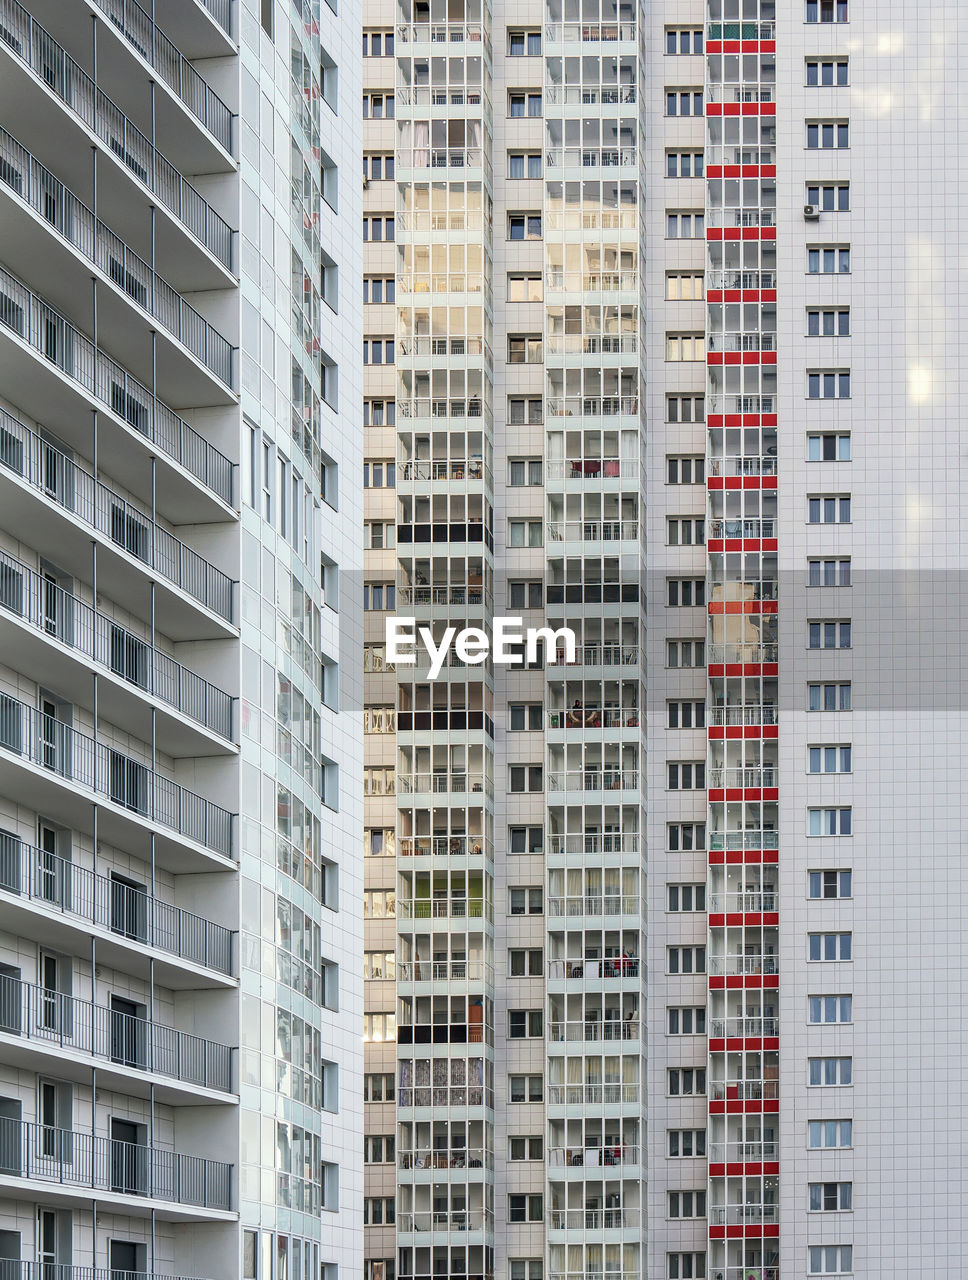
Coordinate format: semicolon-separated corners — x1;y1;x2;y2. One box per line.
546;519;639;545
546;1083;638;1106
396;897;491;923
709;1202;779;1227
709;705;778;728
546;457;639;480
396;1209;492;1234
397;960;490;982
544;147;637;171
0;834;233;975
546;770;639;794
708;891;777;914
397;772;492;799
548;1019;640;1044
708;953;777;977
547;894;641;918
548;1208;638;1231
708;830;778;852
399;1145;491;1171
708;767;777;789
543;20;637;43
709;1016;779;1039
548;957;640;981
547;833;640;857
708;1139;778;1162
0;972;232;1093
548;1144;639;1169
398;835;490;859
395;21;489;47
0;1116;232;1209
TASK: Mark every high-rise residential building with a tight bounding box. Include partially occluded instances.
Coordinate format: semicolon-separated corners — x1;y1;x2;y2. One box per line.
0;1;362;1278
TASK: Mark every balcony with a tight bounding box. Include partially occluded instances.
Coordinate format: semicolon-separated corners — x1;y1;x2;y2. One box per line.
548;1019;639;1044
708;519;775;540
397;897;490;922
397;961;490;982
709;706;778;728
0;1116;231;1209
544;85;637;108
707;19;775;38
707;456;777;478
398;398;485;420
547;710;640;731
545;273;638;295
708;893;777;915
545;148;637;171
399;458;489;484
708;768;777;789
91;0;234;153
548;1209;637;1231
547;895;640;918
548;958;640;981
0;548;233;743
548;1144;639;1168
544;21;636;42
708;271;776;292
0;406;234;626
397;1083;493;1109
709;1080;779;1103
397;772;492;798
708;831;778;852
399;836;489;858
546;336;638;357
708;1140;778;1162
399;1146;490;1170
547;520;639;545
396;1210;491;1234
546;459;638;481
395;21;488;45
706;396;775;415
547;396;638;418
0;124;233;385
0;0;233;268
0;692;233;857
0;834;233;975
706;645;778;665
708;954;777;977
709;1203;779;1226
547;770;639;793
0;972;232;1092
546;1084;638;1106
708;333;776;354
557;644;640;669
547;834;640;856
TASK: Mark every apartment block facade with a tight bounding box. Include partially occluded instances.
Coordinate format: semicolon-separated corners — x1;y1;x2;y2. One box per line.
0;2;363;1279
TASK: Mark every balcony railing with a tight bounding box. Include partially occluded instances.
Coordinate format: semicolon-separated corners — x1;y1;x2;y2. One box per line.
547;396;639;418
708;332;777;353
0;834;233;973
706;395;775;414
707;456;777;477
546;335;638;356
709;1080;779;1102
395;87;488;110
708;1139;779;1161
558;644;639;668
546;1084;638;1106
709;1203;779;1226
709;706;778;727
547;834;640;855
708;519;775;540
707;206;776;228
707;20;775;38
546;272;638;293
0;406;234;623
709;1017;778;1039
3;1265;215;1280
398;337;489;360
545;148;637;170
399;1146;490;1170
400;459;488;483
547;707;640;732
200;0;232;34
547;520;639;543
396;586;489;610
708;768;777;789
547;770;639;792
548;1144;639;1167
0;548;233;739
397;1084;494;1109
0;972;232;1091
708;954;777;977
399;836;489;858
708;892;777;914
0;1116;231;1208
708;831;779;851
398;398;485;420
544;86;636;107
396;898;490;921
396;1210;491;1233
396;21;487;43
0;268;233;504
0;693;234;856
0;126;233;384
544;21;637;41
398;148;487;172
397;960;489;982
708;270;776;291
547;895;640;917
706;644;778;665
0;0;233;267
397;772;492;797
548;1020;640;1043
548;958;640;980
92;0;233;152
549;1209;637;1231
546;459;638;480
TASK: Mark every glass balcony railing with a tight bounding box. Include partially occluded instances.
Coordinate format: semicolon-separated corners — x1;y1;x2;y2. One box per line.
548;1019;640;1043
546;770;639;792
548;957;640;980
548;1144;639;1167
708;1017;779;1039
0;972;233;1091
546;520;639;544
396;1210;491;1233
708;830;779;851
546;1083;638;1106
549;1209;638;1231
396;772;492;797
0;406;234;622
0;693;234;856
708;953;778;977
544;21;637;41
0;548;234;739
398;1146;491;1170
0;834;233;973
0;0;233;267
0;126;233;384
546;894;641;917
547;833;640;855
0;1115;231;1208
708;767;778;789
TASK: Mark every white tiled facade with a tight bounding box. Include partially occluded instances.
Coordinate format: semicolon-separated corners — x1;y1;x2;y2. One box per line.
0;1;363;1279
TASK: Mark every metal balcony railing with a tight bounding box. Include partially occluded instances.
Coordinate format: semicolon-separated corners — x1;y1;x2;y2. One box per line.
547;834;640;855
396;22;487;44
92;0;233;152
544;21;637;41
546;770;639;792
0;269;233;504
546;520;640;543
546;459;638;480
548;1145;639;1167
0;126;233;384
708;954;777;977
706;395;776;414
0;693;234;856
545;272;638;293
544;85;636;107
549;1209;637;1231
708;1017;779;1039
0;834;233;973
399;148;487;172
0;972;232;1091
708;767;778;789
548;1020;640;1043
398;398;485;420
395;87;488;110
0;548;233;739
708;831;779;851
396;898;490;921
548;957;640;980
396;586;488;608
200;0;232;34
709;1202;779;1226
546;1084;638;1106
399;1146;491;1170
2;1265;214;1280
708;1139;779;1161
397;960;490;981
547;894;640;917
396;1210;491;1233
708;892;777;914
397;337;489;359
0;406;234;623
708;270;776;291
557;644;639;668
707;20;775;38
709;706;778;727
398;273;485;295
0;0;233;267
396;772;492;797
398;836;489;858
0;1116;231;1208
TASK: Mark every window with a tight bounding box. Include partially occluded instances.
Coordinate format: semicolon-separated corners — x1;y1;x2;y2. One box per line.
509;1136;544;1161
667;210;705;238
508;30;542;56
508;152;542;179
668;946;706;974
806;0;849;22
808;246;850;274
509;702;543;730
809;933;852;962
807;120;849;149
808;620;851;650
807;59;849;85
364;460;396;487
668;762;705;790
364;1072;395;1102
508;397;544;425
510;1262;543;1280
509;1074;543;1101
363;1012;396;1043
666;271;705;301
363;338;395;365
808;1247;853;1277
809;995;853;1024
367;829;394;857
808;371;851;400
362;30;394;55
668;822;706;851
509;765;543;792
363;277;396;304
362;93;395;118
363;705;396;733
667;579;705;607
364;951;396;980
667;701;705;729
508;580;543;608
508;519;543;548
363;769;395;796
508;1195;543;1223
668;884;706;912
809;682;851;711
508;951;544;979
508;92;542;117
809;869;852;899
666;89;704;116
364;398;396;426
808;432;851;461
809;1182;853;1213
363;582;396;610
668;1130;706;1157
509;825;544;854
363;215;395;241
667;151;704;177
666;640;705;669
509;886;543;915
668;1255;706;1280
365;521;396;550
667;517;705;546
364;1135;395;1163
363;889;396;918
364;1197;395;1226
667;456;705;484
509;459;543;486
666;28;703;54
508;1009;543;1037
666;333;705;361
807;309;850;337
363;154;395;181
508;273;543;302
808;495;851;523
808;745;852;773
508;335;543;364
508;212;542;240
808;558;851;587
666;393;705;422
809;1057;852;1086
366;1264;394;1280
668;1191;706;1219
808;1119;852;1149
261;0;273;35
808;807;852;836
807;183;850;211
669;1068;706;1096
668;1006;706;1035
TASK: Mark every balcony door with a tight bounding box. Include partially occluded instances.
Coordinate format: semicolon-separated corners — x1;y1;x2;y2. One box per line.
0;1096;22;1175
110;1117;147;1196
0;962;21;1037
110;995;147;1071
110;1239;146;1280
110;873;148;943
0;1229;19;1280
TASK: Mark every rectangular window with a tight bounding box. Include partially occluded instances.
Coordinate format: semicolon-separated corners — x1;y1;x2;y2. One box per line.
363;1197;396;1226
363;277;396;305
808;495;851;523
806;0;849;22
508;580;543;608
508;92;542;117
509;702;543;730
508;952;544;979
363;154;395;181
363;460;396;488
807;59;849;85
667;1255;707;1280
508;30;542;55
806;120;849;149
508;397;543;425
808;933;852;961
508;213;542;240
509;1262;543;1280
364;399;396;426
667;884;706;912
808;1119;852;1149
509;765;543;793
667;1007;706;1035
809;869;852;899
809;995;853;1024
666;272;705;301
509;825;543;854
667;211;705;238
362;1012;396;1043
363;1072;395;1102
508;520;543;548
808;1057;852;1086
362;93;395;118
667;456;705;484
668;1130;706;1158
808;745;852;774
667;151;704;177
807;309;850;337
668;1191;706;1219
808;371;851;400
666;89;704;116
668;946;706;975
665;28;703;54
508;152;542;179
364;522;396;550
808;1246;853;1276
508;1008;543;1037
508;1195;544;1223
667;579;705;607
509;459;543;486
667;517;705;546
666;640;705;669
669;1068;706;1096
808;807;852;836
666;393;705;423
666;333;706;362
509;886;543;915
508;335;543;364
807;432;851;461
509;1075;543;1102
808;619;851;649
509;1136;544;1161
808;246;850;274
364;1135;395;1163
667;822;706;852
807;183;850;211
667;701;706;729
808;682;852;711
508;274;543;302
667;762;705;791
809;1182;853;1212
808;558;851;587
